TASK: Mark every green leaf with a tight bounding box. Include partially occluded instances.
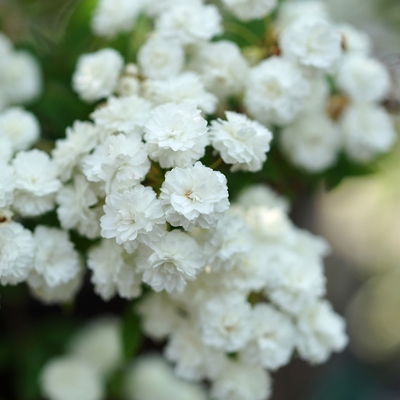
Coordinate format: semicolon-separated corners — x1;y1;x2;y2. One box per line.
121;303;143;362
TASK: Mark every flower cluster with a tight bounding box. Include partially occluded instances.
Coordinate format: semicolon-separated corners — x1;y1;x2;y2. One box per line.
1;0;395;398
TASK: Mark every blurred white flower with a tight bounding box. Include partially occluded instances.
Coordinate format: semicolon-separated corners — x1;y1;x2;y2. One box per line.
72;48;124;103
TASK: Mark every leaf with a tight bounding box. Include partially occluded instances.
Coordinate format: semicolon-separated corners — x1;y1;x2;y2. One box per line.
121;303;143;362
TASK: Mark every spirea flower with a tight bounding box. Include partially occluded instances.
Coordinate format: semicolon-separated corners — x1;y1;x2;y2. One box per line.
336;55;390;103
280;112;341;172
72;48;124;103
0;50;42;107
137;230;204;293
12;149;61;217
210;111;272;172
0;107;40;152
236;184;290;213
220;0;277;21
340;103;396;163
56;174;102;239
83;134;150;193
91;0;144;37
199;293;253;352
276;0;329;31
68;317;122;377
188;41;249;99
296;300;348;364
144;102;209;168
143;72;217;114
244;57;309;125
125;355;208;400
160;162;230;231
203;213;252;271
265;231;328;315
100;185;166;251
40;356;104;400
87;239;142;300
136;291;182;340
28;270;83;305
337;24;372;56
165;321;226;381
0;164;14;208
211;359;271;400
280;17;342;70
30;226;81;288
52;121;99;182
0;221;34;285
138;36;184;79
155;1;222;45
241;303;296;370
90;95;152;139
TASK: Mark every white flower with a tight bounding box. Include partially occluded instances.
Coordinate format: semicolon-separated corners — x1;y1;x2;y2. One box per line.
160;162;230;231
296;300;348;364
144;102;209;168
336;55;390;103
143;72;217;114
199;293;253;352
280;111;341;172
280;18;342;70
155;2;222;45
72;48;124;103
340;103;396;163
137;230;204;293
211;359;271;400
203;213;252;271
52;121;99;182
337;24;372;56
138;36;184;80
0;50;42;106
91;0;145;37
30;226;81;288
0;221;34;285
136;291;182;340
0;164;14;208
265;231;328;315
12;149;61;217
275;1;329;32
0;107;40;152
115;75;140;97
100;185;166;251
244;57;309;125
56;174;102;239
165;321;226;381
27;271;83;304
90;95;152;139
68;317;122;377
188;41;248;99
143;0;183;17
210;111;272;172
82;134;150;193
87;239;142;300
0;136;12;163
241;303;296;370
302;75;330;112
243;205;294;246
125;355;208;400
236;184;290;213
220;0;277;21
40;356;104;400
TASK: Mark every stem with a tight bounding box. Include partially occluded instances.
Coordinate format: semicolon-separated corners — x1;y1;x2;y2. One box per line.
210;157;223;170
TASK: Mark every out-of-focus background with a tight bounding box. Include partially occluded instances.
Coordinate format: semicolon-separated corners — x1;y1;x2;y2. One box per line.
0;0;400;399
